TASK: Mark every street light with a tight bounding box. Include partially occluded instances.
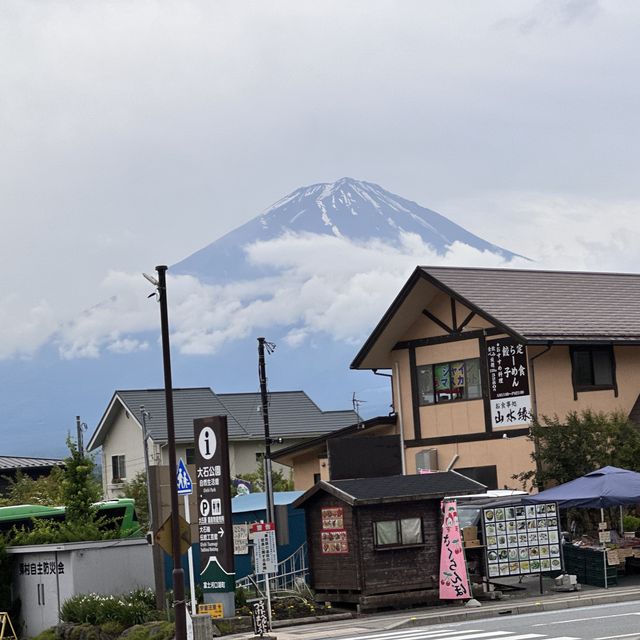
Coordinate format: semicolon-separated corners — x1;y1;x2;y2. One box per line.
145;266;186;640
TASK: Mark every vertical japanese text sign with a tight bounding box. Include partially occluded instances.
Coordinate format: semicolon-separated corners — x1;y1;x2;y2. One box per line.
439;499;471;600
486;336;532;428
194;416;235;593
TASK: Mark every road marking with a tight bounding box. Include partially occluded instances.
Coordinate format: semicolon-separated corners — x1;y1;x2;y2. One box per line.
532;612;640;626
334;630;480;640
335;631;536;640
595;634;640;640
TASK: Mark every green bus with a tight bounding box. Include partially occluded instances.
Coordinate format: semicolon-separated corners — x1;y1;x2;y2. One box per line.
0;498;141;537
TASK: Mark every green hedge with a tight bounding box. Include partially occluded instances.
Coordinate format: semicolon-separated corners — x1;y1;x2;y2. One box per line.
60;590;156;628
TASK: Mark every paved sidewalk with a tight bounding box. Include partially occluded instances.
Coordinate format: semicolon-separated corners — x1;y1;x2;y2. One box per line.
227;579;640;640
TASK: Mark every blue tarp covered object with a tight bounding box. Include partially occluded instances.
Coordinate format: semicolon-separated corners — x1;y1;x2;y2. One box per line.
522;466;640;509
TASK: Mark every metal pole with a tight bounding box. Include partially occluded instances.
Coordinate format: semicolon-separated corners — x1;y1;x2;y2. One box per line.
184;494;197;615
257;337;275;525
76;416;84;456
140;406;154;531
155;265;187;640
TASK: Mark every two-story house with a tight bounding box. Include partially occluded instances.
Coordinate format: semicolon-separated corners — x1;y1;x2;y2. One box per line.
277;266;640;490
87;387;358;499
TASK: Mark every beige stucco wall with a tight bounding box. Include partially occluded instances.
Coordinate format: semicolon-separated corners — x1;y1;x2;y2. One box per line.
531;345;640;420
405;435;534;490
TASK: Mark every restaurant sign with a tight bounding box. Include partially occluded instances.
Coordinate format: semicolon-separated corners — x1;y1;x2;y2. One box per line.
486;337;532;428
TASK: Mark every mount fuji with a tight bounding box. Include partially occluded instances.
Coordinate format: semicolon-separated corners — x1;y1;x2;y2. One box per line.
1;178;523;457
173;177;518;280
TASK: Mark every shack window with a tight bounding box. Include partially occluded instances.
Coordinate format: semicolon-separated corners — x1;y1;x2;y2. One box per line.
185;448;195;465
417;358;481;405
374;517;423;548
571;346;615;390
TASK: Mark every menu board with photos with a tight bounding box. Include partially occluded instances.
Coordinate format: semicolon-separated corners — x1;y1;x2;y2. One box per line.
482;503;563;577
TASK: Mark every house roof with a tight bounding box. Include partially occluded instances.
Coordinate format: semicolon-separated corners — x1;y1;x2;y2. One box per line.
0;456;64;472
271;414;397;466
87;387;358;451
293;471;486;508
352;266;640;369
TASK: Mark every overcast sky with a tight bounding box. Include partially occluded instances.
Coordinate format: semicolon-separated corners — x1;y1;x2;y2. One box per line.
2;0;640;360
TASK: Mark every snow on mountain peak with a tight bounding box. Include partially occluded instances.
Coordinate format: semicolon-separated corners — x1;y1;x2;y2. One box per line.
173;177;521;279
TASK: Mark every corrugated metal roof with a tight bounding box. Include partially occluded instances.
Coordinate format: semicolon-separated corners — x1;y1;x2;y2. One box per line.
100;388;358;446
232;491;305;514
422;266;640;343
0;456;64;471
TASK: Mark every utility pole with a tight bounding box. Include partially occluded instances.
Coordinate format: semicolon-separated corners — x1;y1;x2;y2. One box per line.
257;337;276;525
140;406;154;531
145;266;186;640
76;416;86;456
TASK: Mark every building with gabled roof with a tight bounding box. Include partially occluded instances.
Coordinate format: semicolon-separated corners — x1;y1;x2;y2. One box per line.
351;266;640;490
87;387;358;498
0;456;64;494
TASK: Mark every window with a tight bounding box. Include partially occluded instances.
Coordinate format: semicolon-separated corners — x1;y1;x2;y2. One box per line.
417;358;482;405
373;517;423;548
186;448;195;465
571;346;615;390
111;455;126;483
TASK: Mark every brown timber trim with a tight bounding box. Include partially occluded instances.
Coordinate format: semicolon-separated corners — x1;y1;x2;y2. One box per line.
393;327;503;351
422;309;453;335
409;346;422;440
458;311;476;333
478;333;493;433
405;428;530;447
450;298;458;332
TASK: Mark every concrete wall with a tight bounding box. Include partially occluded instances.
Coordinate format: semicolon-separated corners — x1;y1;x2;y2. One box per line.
8;539;153;638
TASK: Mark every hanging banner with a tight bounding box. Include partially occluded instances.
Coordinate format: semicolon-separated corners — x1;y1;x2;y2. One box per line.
439;499;471;600
486;337;532;428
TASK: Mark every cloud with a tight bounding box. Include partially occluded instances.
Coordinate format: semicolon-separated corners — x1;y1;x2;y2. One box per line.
51;232;525;359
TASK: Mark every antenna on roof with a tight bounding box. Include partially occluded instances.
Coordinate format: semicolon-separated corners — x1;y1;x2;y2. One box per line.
352;393;366;429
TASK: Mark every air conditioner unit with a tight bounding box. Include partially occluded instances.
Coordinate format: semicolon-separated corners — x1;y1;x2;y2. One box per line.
415;448;438;473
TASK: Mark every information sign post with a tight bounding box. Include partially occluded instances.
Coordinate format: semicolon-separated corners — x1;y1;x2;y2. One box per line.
176;458;196;616
193;416;235;617
250;522;278;630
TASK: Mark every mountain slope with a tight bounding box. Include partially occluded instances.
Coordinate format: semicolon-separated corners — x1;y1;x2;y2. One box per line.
173;177;520;280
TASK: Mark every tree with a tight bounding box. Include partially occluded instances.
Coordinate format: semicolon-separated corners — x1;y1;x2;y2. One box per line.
121;471;150;530
513;410;640;490
0;467;66;507
9;438;109;545
232;459;294;497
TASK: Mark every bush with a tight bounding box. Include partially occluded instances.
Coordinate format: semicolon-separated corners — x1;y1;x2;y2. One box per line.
60;589;156;628
623;515;640;534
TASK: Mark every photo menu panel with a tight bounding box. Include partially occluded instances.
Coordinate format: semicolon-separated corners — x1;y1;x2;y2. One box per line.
482;503;563;577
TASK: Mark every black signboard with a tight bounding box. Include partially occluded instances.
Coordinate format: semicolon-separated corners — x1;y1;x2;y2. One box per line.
194;416;235;593
251;600;270;636
486;337;532;428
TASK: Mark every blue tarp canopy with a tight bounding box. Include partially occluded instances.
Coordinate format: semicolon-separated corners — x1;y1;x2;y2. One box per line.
522;466;640;509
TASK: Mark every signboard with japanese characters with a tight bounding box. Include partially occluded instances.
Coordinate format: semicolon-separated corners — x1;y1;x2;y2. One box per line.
233;524;249;555
320;507;349;554
194;416;235;593
439;499;471;599
250;522;278;574
251;599;270;636
486;337;532;428
482;502;563;577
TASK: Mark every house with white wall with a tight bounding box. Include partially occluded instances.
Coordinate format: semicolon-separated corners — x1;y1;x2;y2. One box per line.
87;387;358;498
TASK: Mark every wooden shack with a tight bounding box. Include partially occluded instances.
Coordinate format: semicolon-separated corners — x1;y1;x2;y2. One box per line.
293;471;485;610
